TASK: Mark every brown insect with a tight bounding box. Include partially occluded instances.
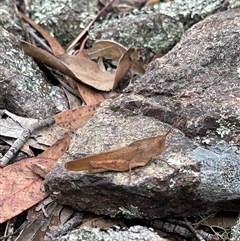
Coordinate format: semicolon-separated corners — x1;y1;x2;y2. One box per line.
65;123;179;184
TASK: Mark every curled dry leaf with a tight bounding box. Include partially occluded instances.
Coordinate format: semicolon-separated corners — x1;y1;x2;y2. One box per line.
114;48;135;88
83;40;127;60
57;54;116;91
20;41;142;91
84;40;146;76
20;41;76;79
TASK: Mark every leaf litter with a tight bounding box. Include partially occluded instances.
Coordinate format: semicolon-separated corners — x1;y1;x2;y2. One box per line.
1;0;156;238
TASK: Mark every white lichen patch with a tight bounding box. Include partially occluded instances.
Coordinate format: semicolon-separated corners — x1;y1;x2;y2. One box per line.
119;205;143;219
216;117;235;138
30;0;99;44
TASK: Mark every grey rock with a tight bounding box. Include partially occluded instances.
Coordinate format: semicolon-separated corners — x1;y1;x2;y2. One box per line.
45;8;240;220
230;217;240;241
0;3;68;119
30;0;99;45
89;10;184;57
88;0;229;56
45;99;200;219
125;8;240;145
54;225;165;241
45;98;240;219
0;0;22;34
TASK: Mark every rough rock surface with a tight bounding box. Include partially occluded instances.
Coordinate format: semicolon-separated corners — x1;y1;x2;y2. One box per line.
230;218;240;241
55;225;165;241
89;0;234;55
0;3;68;119
45;101;200;219
45;8;240;221
30;0;99;45
125;8;240;145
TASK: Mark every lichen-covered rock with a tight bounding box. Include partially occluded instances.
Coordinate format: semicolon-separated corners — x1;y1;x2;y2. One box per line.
45;8;240;221
0;0;22;34
89;11;184;56
45;99;200;219
30;0;99;45
230;218;240;241
88;0;229;55
55;225;165;241
125;8;240;146
0;24;68;119
45;98;240;220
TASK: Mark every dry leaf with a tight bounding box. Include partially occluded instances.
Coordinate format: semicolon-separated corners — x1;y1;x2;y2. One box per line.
20;42;114;91
62;87;82;109
57;54;116;91
20;41;142;91
20;41;76;80
81;214;123;229
144;0;160;6
0;133;70;223
16;12;105;103
113;48;134;88
53;104;100;132
0;110;68;151
16;9;64;55
76;82;105;105
83;40;127;60
65;126;176;183
16;202;66;241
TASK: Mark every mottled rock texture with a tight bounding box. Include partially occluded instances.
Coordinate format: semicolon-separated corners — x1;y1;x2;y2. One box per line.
55;225;165;241
89;0;232;56
45;8;240;221
45;101;200;219
0;2;69;119
30;0;99;45
125;8;240;146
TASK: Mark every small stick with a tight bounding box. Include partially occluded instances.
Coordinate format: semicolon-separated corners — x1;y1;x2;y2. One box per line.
66;0;117;52
43;212;84;241
0;118;55;165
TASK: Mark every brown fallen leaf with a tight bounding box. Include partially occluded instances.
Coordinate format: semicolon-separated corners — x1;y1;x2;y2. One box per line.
16;9;65;55
83;39;127;60
20;41;144;91
20;41;76;80
144;0;160;6
65;125;176;184
81;214;124;229
57;53;116;91
53;104;100;132
76;82;105;105
0;133;70;223
113;48;134;89
20;42;112;91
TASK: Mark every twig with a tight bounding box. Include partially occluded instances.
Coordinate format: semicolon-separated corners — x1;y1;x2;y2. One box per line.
0;221;30;240
43;212;84;241
0;118;55;165
149;219;216;241
66;0;117;52
167;219;206;241
28;27;53;53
